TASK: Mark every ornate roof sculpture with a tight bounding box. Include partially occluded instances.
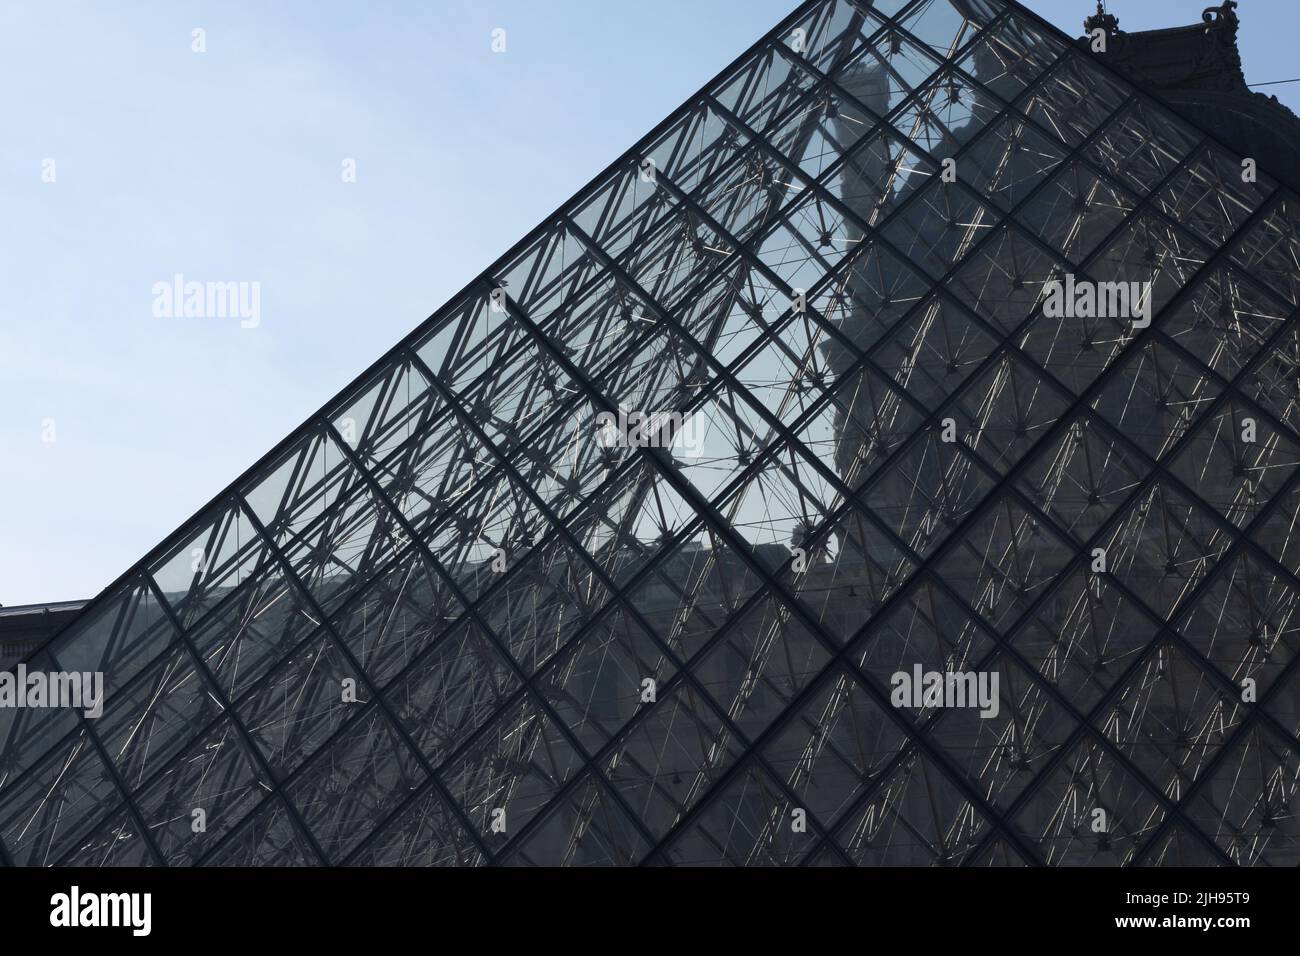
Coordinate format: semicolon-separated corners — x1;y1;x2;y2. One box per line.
1077;1;1300;194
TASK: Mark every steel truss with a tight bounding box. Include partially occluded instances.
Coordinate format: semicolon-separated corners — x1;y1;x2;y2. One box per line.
3;0;1299;866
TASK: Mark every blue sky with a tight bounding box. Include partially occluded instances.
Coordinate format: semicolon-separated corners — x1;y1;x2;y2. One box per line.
3;0;1298;606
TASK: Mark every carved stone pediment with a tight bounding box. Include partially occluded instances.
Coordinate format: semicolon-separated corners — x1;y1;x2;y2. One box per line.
1078;1;1245;93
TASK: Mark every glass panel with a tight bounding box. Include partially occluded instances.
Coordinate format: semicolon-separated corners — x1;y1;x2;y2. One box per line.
286;705;428;862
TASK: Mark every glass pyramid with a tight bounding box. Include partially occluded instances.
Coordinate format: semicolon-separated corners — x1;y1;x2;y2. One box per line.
5;0;1300;867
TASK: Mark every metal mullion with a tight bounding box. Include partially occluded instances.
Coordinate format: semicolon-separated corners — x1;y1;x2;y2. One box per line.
328;450;423;600
361;374;795;868
814;73;1283;337
461;220;793;471
96;578;137;672
1154;324;1300;471
158;462;342;633
708;85;1283;562
585;120;792;289
652;164;970;440
1007;0;1300;253
661;100;718;186
590;177;1239;862
727;14;1013;246
798;620;1074;864
0;732;94;866
0;576;331;824
182;566;496;866
707;0;880;171
568;213;953;579
0;630;201;809
991;476;1298;835
726;47;800;143
356;375;471;542
829;2;1014;141
339;407;840;866
958;344;1300;720
493;657;833;865
583;170;636;271
882;3;1115;148
351;355;430;466
488;522;883;868
20;0;1300;868
321;418;671;859
27;120;770;709
995;55;1300;319
688;112;1054;409
952;418;1300;864
342;354;844;867
351;554;826;868
219;656;536;867
43;632;319;868
483;351;685;538
771;40;1080;237
567;211;1056;632
354;360;402;450
484;275;1045;865
879;7;1061;124
570;209;934;530
10;57;780;842
98;574;333;866
336;611;624;865
28;0;849;685
709;88;1145;307
191;532;426;692
631;113;1289;862
0;121;1222;858
518;226;569;307
1128;554;1300;864
570;205;1166;844
800;0;873;72
876;191;1287;860
42;451;779;868
896;238;1300;601
465;124;788;383
265;430;315;536
179;509;234;617
934;57;1296;305
271;468;400;603
42;582;168;867
772;23;1019;179
54;805;167;867
408;364;725;662
408;348;856;866
257;425;379;549
235;488;497;863
1074;327;1300;625
429;218;910;644
49;677;231;865
836;432;1246;867
439;299;496;384
565;221;1039;774
1120;538;1300;856
5;138;780;754
555;87;831;319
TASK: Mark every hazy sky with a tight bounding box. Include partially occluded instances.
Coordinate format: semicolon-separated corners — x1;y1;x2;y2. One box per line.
3;0;1298;607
